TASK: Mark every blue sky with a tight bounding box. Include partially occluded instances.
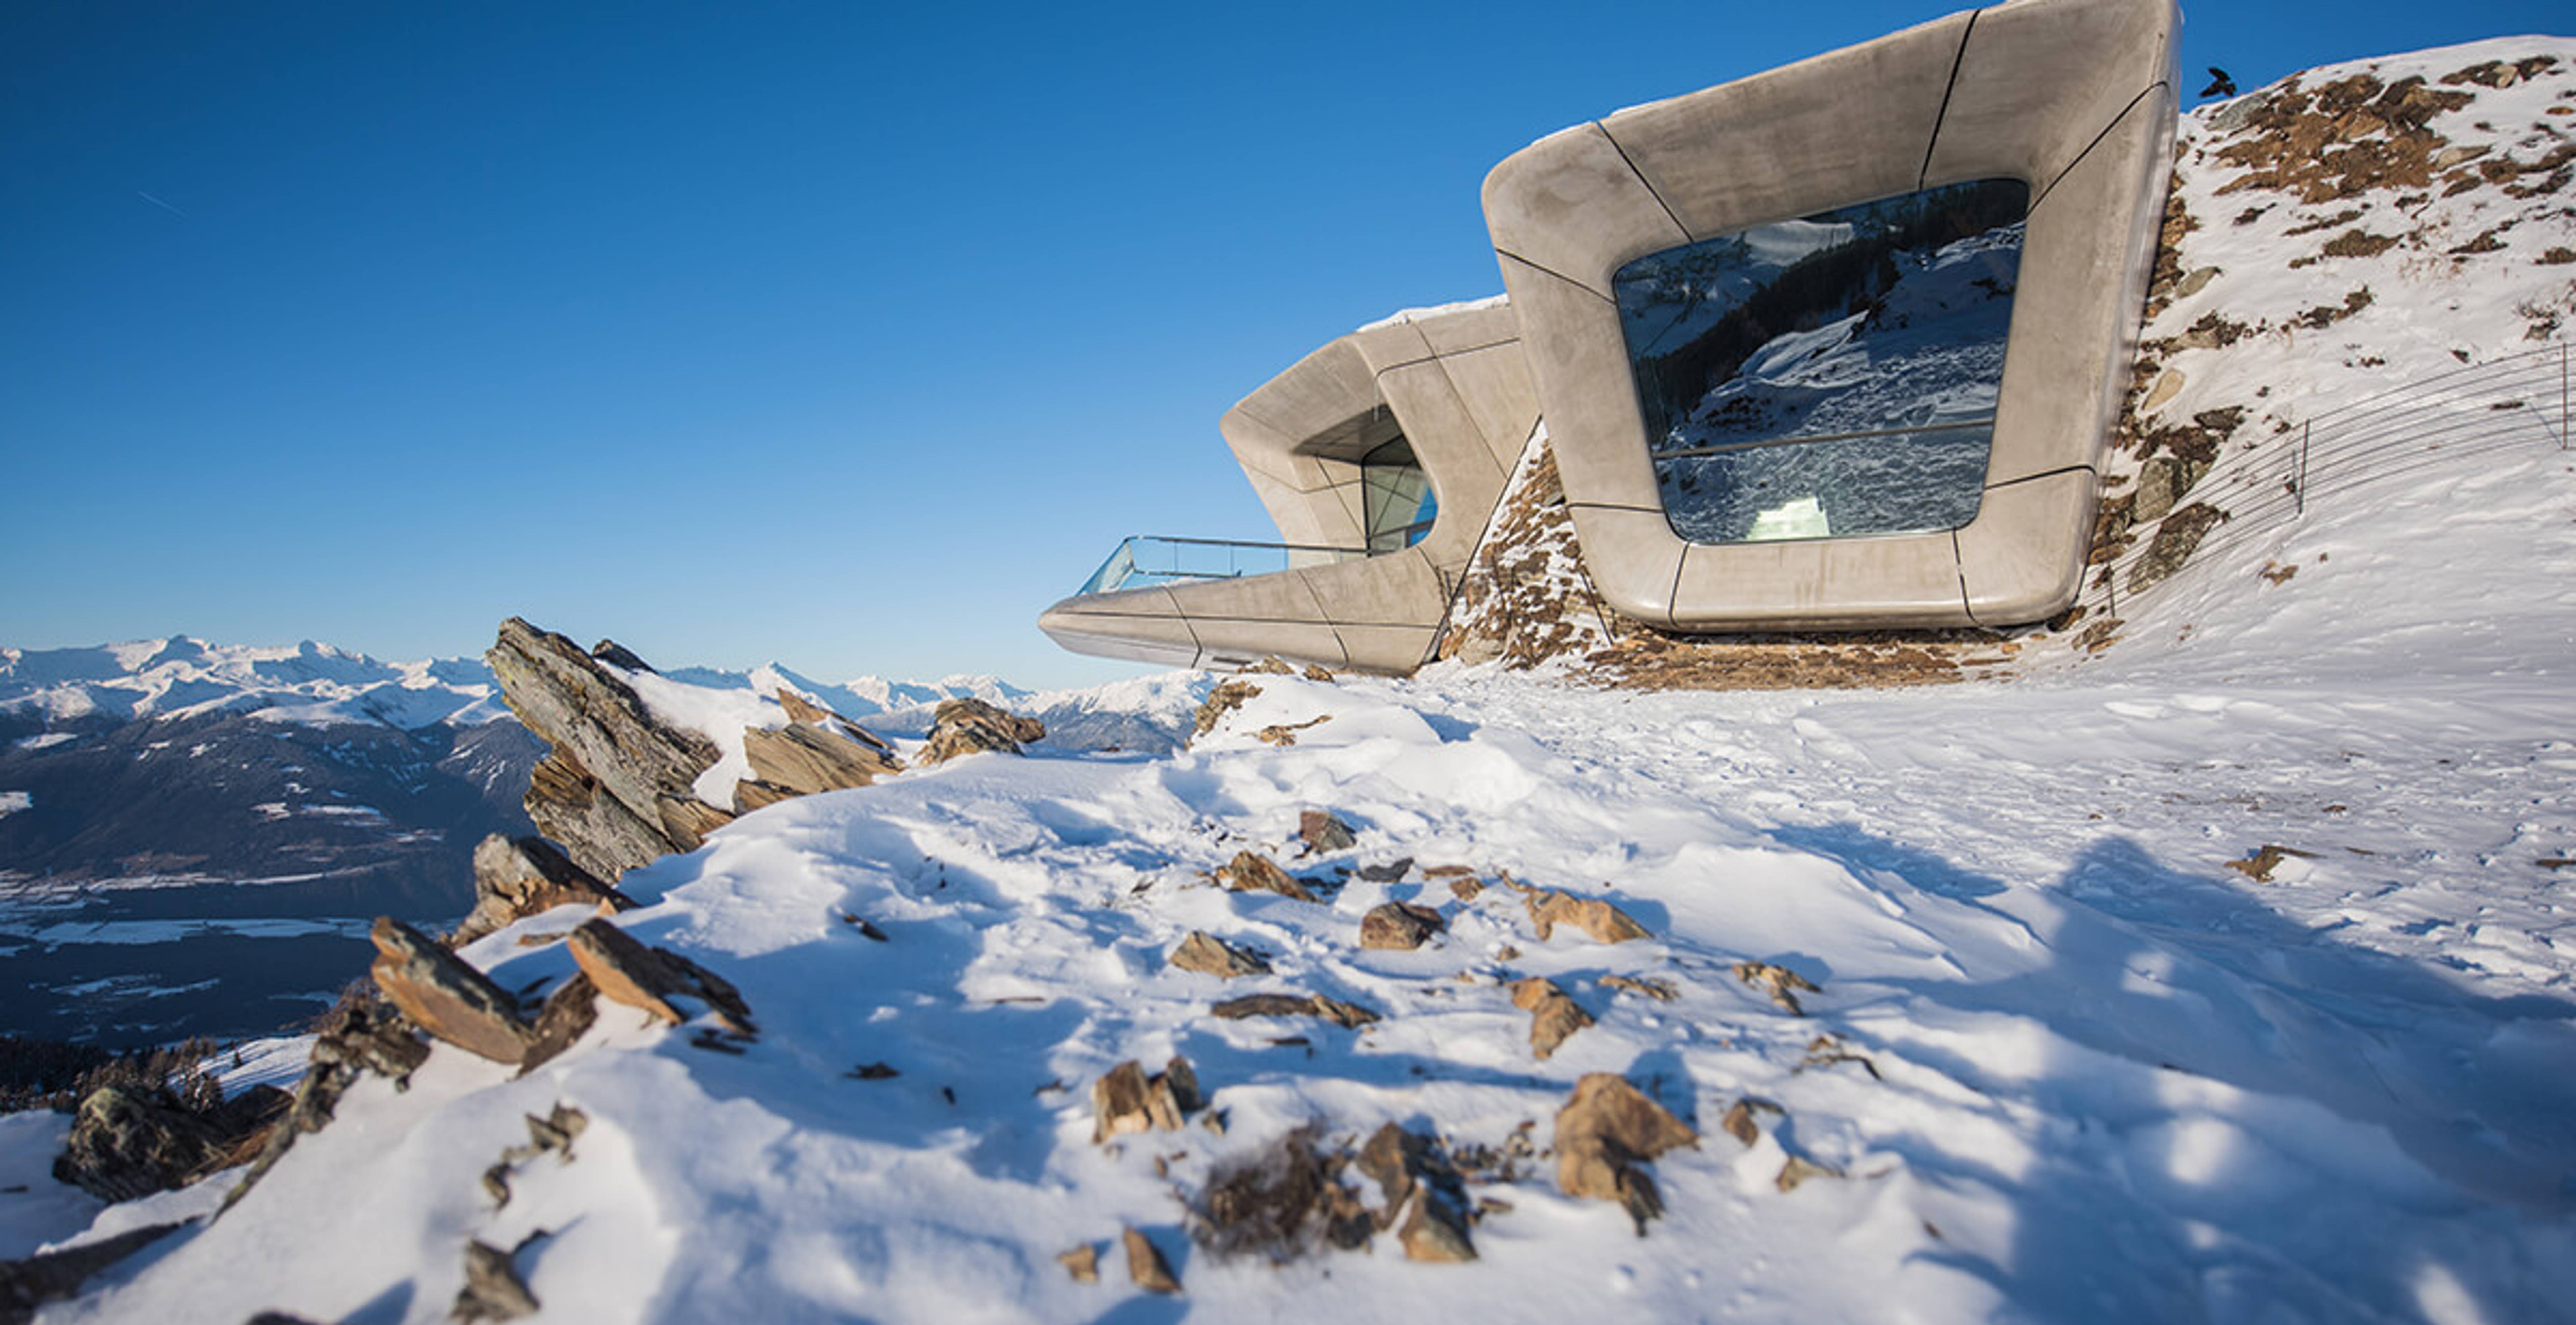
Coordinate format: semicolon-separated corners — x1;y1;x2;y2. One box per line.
3;1;2563;689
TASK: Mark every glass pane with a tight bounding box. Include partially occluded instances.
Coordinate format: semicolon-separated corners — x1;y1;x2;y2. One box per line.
1361;436;1437;553
1615;178;2028;544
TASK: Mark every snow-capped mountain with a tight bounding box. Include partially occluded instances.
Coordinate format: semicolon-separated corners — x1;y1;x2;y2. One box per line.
0;639;509;731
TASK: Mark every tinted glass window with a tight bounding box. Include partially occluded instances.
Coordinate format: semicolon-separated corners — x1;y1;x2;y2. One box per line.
1615;179;2028;544
1361;436;1436;553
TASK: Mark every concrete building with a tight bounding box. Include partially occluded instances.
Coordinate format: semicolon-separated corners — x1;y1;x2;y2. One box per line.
1040;0;2177;672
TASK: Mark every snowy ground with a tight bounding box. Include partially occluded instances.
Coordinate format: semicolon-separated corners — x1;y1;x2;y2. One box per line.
13;38;2576;1325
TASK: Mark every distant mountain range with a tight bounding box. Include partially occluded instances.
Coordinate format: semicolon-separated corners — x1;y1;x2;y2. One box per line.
0;637;1041;1048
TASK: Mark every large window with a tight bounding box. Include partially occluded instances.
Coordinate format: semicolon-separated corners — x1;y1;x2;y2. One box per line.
1614;179;2028;544
1360;436;1437;553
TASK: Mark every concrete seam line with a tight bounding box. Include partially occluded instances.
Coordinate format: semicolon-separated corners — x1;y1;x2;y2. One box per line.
1596;120;1696;246
1566;500;1667;515
1665;544;1690;633
2030;80;2169;216
1981;462;2099;491
1497;250;1618;307
1952;528;1977;621
1918;8;1982;190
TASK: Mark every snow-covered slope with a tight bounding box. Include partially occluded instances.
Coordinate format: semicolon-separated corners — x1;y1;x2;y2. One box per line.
0;639;508;731
17;39;2576;1325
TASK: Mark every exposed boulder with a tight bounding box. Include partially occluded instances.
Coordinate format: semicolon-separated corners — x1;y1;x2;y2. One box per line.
222;993;428;1212
1215;851;1321;903
916;697;1046;765
369;917;537;1064
51;1083;286;1203
565;919;754;1035
1359;901;1443;951
1191;1126;1371;1262
451;834;633;947
1509;978;1594;1059
1190;680;1260;742
740;720;901;801
0;1222;185;1324
1553;1073;1699;1235
486;617;733;882
518;972;601;1073
452;1236;542;1322
1055;1243;1099;1283
1357;1122;1478;1262
1210;992;1381;1029
1298;810;1358;854
1507;877;1650;944
1169;931;1271;979
1091;1058;1195;1141
1122;1227;1181;1295
1733;960;1821;1015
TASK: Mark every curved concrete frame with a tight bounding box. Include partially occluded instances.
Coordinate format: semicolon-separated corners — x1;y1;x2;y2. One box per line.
1482;0;2177;631
1038;300;1539;673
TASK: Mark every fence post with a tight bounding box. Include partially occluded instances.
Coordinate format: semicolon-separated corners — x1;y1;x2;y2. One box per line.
2296;421;2310;517
2562;341;2569;451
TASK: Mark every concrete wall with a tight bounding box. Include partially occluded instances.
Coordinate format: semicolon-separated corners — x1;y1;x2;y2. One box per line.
1482;0;2178;631
1038;300;1540;673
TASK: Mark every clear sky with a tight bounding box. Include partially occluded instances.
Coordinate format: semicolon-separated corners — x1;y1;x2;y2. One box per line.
3;1;2563;689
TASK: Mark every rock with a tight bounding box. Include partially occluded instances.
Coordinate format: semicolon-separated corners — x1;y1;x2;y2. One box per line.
1720;1100;1761;1147
588;639;654;673
1601;974;1677;1001
52;1087;230;1202
1397;1189;1479;1263
1163;1056;1203;1114
453;1237;541;1322
1359;901;1443;951
1447;876;1483;901
370;917;537;1064
1776;1155;1845;1193
1192;1125;1368;1260
741;720;900;798
1507;879;1650;944
1298;810;1358;854
1732;960;1821;1015
1091;1060;1189;1142
1357;858;1412;883
1553;1073;1699;1235
566;919;754;1035
916;697;1045;765
518;972;601;1073
1255;716;1329;746
0;1222;184;1323
222;993;428;1212
2140;367;2187;414
2225;843;2319;882
1301;664;1336;682
452;834;633;947
1169;931;1271;979
1190;680;1261;741
1210;993;1381;1029
2128;502;2226;594
2175;265;2221;299
1056;1243;1099;1283
1215;851;1321;903
489;618;733;882
2133;453;2211;523
1123;1227;1181;1294
1509;978;1594;1059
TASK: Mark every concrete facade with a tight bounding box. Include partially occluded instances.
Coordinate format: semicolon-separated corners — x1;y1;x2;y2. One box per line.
1484;0;2178;630
1040;0;2175;672
1037;300;1539;673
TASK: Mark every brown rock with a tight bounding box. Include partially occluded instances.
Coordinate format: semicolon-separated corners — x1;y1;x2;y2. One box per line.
732;779;801;813
1397;1188;1478;1263
1169;931;1271;979
1359;901;1444;951
1256;716;1329;746
1508;879;1650;944
1776;1155;1845;1193
2224;843;2319;882
1602;974;1678;1001
742;720;901;797
1298;810;1358;854
452;834;632;946
453;1237;541;1322
1554;1073;1699;1235
1189;680;1261;741
1056;1243;1099;1283
1091;1060;1188;1142
51;1086;242;1203
1447;876;1483;901
0;1223;185;1322
1123;1228;1181;1295
565;919;754;1035
917;696;1046;765
486;617;727;882
1509;978;1594;1059
1733;961;1821;1015
370;916;536;1064
1215;851;1320;903
518;972;601;1073
1720;1100;1761;1148
1210;993;1381;1029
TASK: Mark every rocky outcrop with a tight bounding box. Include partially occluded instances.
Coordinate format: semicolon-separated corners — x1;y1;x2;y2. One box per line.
1215;851;1321;903
369;917;537;1064
915;697;1046;766
1553;1074;1699;1235
1508;978;1593;1059
1507;878;1650;944
1733;960;1821;1015
1122;1228;1181;1295
566;919;754;1035
51;1083;287;1203
739;720;900;805
1169;931;1271;978
0;1223;185;1324
1210;992;1381;1029
451;834;633;946
1359;901;1443;951
486;618;733;882
1091;1058;1196;1141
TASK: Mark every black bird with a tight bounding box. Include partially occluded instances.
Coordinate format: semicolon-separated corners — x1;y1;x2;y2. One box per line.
2200;67;2238;99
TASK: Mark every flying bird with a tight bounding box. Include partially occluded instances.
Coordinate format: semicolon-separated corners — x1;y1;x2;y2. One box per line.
2200;67;2238;99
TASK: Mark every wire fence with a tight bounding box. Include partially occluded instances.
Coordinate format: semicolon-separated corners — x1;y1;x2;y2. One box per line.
2082;341;2572;619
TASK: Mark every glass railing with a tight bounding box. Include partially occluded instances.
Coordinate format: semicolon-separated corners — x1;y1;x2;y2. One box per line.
1075;536;1371;597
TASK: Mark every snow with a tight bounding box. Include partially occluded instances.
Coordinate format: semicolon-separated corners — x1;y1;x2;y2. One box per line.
23;38;2576;1325
0;791;29;818
1356;293;1510;333
0;638;507;731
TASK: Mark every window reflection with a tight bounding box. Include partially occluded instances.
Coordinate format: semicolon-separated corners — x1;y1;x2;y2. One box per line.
1615;179;2028;544
1361;436;1437;553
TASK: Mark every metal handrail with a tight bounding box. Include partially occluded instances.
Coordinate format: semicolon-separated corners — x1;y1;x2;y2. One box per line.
1655;416;1995;459
1074;534;1372;598
2082;341;2570;622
